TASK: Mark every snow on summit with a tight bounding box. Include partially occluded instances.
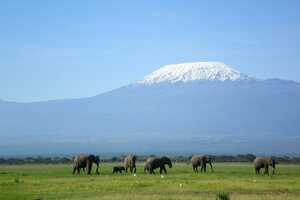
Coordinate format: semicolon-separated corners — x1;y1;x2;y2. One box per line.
138;62;251;84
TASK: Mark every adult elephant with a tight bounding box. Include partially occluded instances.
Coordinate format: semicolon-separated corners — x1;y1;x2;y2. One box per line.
254;157;276;175
191;155;214;173
72;154;100;175
124;154;137;173
144;156;172;174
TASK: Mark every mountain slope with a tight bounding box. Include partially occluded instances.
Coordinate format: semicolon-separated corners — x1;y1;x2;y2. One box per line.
1;62;300;155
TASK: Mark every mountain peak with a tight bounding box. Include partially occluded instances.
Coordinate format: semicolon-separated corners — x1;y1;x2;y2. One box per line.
138;61;251;84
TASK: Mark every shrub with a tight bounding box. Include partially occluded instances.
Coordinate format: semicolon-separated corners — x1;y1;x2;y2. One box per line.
14;177;20;183
216;192;230;200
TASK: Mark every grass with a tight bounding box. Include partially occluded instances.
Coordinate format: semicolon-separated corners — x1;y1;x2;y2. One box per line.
0;162;300;200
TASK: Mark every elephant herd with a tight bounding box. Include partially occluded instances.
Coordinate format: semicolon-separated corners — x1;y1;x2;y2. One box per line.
73;154;276;176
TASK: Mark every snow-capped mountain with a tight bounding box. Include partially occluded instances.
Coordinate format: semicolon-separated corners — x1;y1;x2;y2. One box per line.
138;62;251;84
1;62;300;155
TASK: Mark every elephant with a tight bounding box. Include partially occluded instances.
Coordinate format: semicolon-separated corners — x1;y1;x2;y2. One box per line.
124;154;137;173
72;154;100;175
144;157;155;173
144;156;172;174
113;166;125;173
191;155;214;173
254;157;276;175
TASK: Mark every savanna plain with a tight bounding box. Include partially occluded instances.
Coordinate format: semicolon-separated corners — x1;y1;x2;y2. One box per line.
0;163;300;200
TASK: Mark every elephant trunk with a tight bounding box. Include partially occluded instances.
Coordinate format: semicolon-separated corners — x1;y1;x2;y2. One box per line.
95;162;100;174
209;160;214;172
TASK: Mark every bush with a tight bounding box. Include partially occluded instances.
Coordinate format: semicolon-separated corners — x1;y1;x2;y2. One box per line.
216;192;230;200
14;177;20;183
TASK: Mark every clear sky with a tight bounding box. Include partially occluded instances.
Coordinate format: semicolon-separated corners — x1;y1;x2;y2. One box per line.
1;0;300;102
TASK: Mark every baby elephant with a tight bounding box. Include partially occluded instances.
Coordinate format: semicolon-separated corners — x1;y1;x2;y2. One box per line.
113;166;125;174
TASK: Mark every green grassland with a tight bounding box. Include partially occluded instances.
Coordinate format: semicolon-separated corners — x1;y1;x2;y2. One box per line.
0;163;300;200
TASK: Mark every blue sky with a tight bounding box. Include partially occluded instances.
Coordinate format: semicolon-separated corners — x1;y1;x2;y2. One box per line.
1;0;300;102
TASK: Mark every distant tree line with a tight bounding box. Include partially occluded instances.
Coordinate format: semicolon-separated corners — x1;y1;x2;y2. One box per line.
1;154;300;165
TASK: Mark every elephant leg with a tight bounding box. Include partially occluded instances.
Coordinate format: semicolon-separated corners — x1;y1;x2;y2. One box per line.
159;166;167;174
72;166;76;174
265;166;269;175
258;168;261;174
150;168;155;174
87;163;92;175
130;167;133;174
163;166;167;174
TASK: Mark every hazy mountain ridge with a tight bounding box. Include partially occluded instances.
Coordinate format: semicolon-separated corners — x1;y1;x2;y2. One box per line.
1;62;300;155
